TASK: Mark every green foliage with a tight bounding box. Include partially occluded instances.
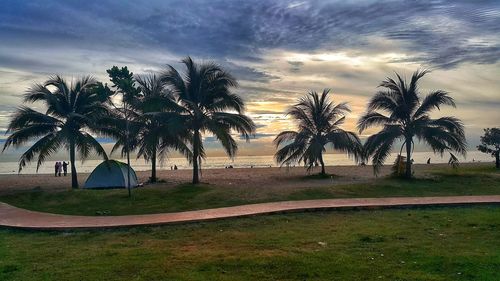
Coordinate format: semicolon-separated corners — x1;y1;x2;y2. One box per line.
274;89;362;174
2;76;111;188
161;56;256;183
108;73;192;182
391;155;407;177
477;127;500;168
106;66;141;105
359;70;467;178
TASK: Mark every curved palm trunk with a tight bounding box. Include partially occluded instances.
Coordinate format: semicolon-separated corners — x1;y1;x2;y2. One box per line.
319;153;326;175
192;130;200;184
151;146;157;183
69;140;78;188
405;139;412;179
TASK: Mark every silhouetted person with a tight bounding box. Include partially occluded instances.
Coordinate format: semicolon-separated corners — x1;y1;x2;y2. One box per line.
57;161;62;176
427;158;431;164
174;165;178;170
54;162;60;177
62;161;68;176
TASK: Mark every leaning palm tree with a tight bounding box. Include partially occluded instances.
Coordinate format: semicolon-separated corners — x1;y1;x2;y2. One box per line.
274;89;362;175
2;76;109;188
112;74;192;183
161;57;256;184
358;70;467;178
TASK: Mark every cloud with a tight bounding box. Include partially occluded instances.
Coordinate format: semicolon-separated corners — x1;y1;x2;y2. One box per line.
222;61;280;83
287;60;304;72
1;0;499;70
0;0;499;157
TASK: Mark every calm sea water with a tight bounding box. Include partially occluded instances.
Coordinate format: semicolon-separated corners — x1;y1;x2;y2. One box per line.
0;151;493;174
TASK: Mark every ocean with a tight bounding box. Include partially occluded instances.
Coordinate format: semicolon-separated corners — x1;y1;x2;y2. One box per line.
0;151;493;175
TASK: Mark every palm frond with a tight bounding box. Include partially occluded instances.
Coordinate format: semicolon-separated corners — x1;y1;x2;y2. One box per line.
414;90;455;118
364;125;403;174
211;112;256;140
17;132;61;172
325;129;363;162
357;112;393;133
273;131;299;147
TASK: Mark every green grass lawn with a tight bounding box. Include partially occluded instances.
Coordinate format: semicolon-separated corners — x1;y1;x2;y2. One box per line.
0;165;499;216
1;206;499;280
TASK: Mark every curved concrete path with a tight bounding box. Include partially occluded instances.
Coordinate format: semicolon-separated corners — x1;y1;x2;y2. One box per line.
1;195;500;230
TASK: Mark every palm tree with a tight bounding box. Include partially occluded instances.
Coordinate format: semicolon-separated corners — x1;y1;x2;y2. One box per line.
2;76;109;188
274;89;362;175
358;70;467;178
111;74;192;182
161;57;256;184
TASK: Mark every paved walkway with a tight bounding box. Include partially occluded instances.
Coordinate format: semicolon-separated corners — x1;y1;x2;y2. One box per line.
1;195;500;230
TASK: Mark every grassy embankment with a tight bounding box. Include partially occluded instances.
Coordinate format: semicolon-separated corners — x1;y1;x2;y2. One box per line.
0;164;498;216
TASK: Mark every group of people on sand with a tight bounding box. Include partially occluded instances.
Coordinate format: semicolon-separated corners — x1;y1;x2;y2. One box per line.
54;161;68;177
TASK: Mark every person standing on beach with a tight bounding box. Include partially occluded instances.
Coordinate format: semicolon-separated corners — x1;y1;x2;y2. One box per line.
62;161;68;176
54;162;59;177
57;161;62;176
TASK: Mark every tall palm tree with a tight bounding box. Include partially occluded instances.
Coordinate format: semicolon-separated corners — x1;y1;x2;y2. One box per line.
2;76;109;188
274;89;362;175
161;57;256;184
358;70;467;178
111;74;192;182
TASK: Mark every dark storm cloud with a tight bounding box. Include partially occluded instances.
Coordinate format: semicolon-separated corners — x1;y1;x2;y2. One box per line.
1;0;499;73
222;61;280;83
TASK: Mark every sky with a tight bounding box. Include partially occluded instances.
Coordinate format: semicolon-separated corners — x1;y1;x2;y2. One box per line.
0;0;499;159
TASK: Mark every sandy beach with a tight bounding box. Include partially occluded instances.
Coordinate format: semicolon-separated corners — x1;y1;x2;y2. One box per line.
0;163;474;195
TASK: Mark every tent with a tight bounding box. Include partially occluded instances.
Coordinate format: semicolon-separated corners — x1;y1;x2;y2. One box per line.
84;160;138;189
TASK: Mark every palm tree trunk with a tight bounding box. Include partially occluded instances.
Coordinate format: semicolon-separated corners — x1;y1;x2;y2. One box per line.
192;130;200;184
405;139;412;179
69;139;78;188
151;146;157;182
319;153;326;175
